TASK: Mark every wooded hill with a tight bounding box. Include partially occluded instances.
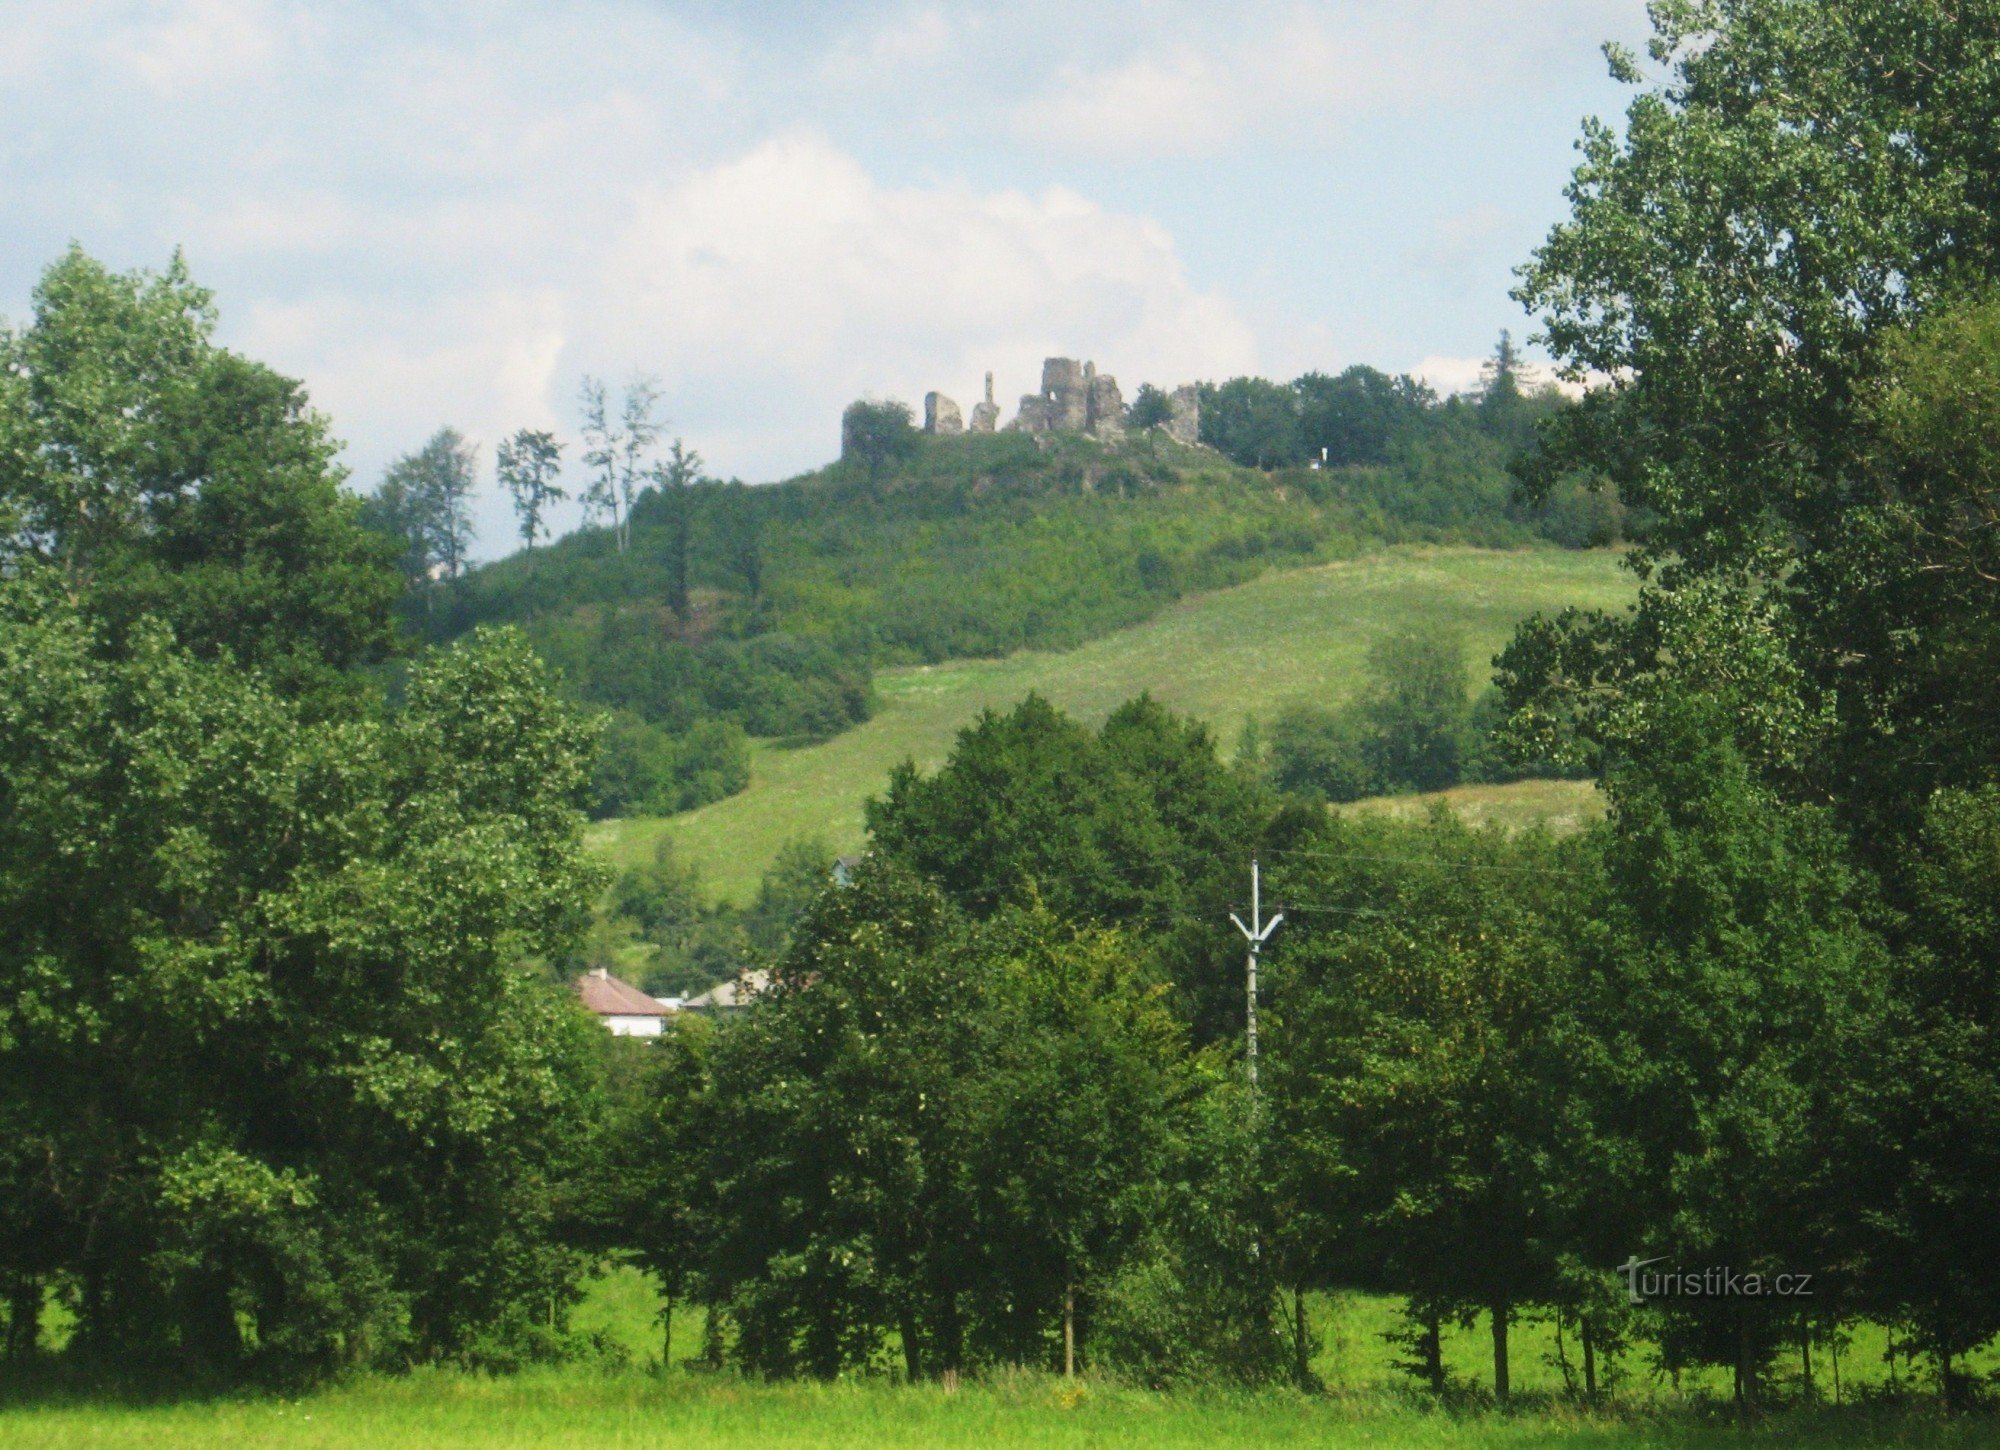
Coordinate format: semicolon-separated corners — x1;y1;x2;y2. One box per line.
411;378;1617;820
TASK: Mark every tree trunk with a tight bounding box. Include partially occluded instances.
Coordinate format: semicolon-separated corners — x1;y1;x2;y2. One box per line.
1799;1317;1812;1402
1063;1283;1076;1379
1942;1346;1957;1411
661;1287;674;1370
1581;1314;1597;1400
899;1306;922;1382
4;1277;40;1360
1424;1310;1444;1395
1490;1299;1511;1403
1734;1309;1757;1417
1293;1284;1311;1388
1831;1328;1842;1406
1552;1310;1574;1397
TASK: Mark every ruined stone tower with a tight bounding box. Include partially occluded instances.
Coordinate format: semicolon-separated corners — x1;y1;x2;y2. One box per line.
912;358;1194;445
969;372;999;433
1007;357;1126;439
923;390;963;435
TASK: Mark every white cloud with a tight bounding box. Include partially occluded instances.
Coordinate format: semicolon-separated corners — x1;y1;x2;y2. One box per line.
820;7;957;86
1;0;1654;556
110;0;287;96
211;129;1253;549
591;131;1256;469
1014;0;1647;157
1016;48;1235;154
1409;351;1582;399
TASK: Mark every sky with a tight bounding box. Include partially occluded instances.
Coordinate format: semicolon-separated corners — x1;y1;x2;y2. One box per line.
1;0;1652;557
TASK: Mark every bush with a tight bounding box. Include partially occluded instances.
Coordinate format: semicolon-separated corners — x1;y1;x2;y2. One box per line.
588;711;750;819
1268;705;1378;802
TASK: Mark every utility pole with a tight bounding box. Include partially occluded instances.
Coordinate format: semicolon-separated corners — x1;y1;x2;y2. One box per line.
1230;859;1283;1088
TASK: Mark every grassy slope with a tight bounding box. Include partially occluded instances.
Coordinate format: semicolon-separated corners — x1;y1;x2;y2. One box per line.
589;546;1634;902
1342;778;1606;834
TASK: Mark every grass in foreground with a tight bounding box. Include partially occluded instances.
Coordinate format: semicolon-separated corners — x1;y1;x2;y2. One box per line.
9;1269;1995;1448
590;547;1634;902
4;1370;1992;1449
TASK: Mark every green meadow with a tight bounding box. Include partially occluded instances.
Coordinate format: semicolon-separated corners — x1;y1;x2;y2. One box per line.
589;546;1633;901
6;1268;1988;1449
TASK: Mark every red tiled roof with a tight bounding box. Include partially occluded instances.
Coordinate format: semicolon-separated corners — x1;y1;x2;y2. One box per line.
575;969;669;1017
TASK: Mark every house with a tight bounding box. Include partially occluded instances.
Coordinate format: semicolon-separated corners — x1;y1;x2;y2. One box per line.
682;969;771;1013
575;967;673;1037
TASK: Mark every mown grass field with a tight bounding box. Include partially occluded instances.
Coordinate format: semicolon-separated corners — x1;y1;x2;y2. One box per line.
1342;777;1606;834
8;1268;1993;1448
588;546;1634;902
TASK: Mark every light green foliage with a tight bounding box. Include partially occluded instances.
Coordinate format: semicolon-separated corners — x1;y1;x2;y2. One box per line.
598;548;1634;902
0;247;399;707
14;1363;2000;1449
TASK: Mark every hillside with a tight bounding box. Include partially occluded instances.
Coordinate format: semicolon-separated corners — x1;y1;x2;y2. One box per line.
591;545;1633;902
416;411;1606;819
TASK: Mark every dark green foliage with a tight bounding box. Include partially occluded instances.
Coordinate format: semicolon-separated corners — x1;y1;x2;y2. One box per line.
1186;348;1602;556
1266;704;1379;803
1264;624;1564;802
0;589;608;1380
683;865;1254;1381
1199;377;1302;469
588;710;749;820
839;398;919;483
0;248;612;1386
1126;383;1175;430
1294;366;1434;467
867;694;1272;1040
1266;809;1582;1401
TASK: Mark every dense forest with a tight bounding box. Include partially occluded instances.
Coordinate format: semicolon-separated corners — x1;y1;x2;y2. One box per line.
366;344;1615;820
7;0;2000;1427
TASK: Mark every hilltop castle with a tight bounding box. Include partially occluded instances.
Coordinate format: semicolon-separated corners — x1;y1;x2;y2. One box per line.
923;358;1199;446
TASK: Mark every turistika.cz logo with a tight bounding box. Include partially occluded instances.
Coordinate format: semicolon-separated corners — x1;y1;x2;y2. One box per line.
1617;1256;1814;1306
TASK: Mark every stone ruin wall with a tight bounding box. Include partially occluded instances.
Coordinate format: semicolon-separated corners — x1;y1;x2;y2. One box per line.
920;357;1197;445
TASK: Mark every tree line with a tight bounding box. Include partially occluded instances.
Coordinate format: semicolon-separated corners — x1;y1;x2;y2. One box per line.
7;0;2000;1412
370;341;1615;825
578;0;2000;1407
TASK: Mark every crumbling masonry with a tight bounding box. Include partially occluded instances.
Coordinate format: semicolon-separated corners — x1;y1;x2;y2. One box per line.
918;357;1199;444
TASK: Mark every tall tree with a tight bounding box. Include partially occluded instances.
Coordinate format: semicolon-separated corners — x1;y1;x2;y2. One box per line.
496;427;566;555
380;428;477;581
655;437;702;621
839;399;919;487
579;375;662;554
1268;810;1577;1402
0;246;398;705
0;586;607;1378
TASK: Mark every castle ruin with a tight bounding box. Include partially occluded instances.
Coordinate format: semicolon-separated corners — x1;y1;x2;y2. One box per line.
918;357;1198;444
